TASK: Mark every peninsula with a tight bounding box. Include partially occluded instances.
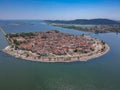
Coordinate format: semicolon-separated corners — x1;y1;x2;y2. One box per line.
45;19;120;33
3;30;110;62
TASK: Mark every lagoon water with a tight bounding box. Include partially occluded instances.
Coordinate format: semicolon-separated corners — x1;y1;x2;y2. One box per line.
0;20;120;90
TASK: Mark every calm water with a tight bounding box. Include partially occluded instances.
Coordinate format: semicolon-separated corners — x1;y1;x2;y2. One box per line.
0;20;120;90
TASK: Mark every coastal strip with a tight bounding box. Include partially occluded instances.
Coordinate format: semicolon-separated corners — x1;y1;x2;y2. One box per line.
3;43;109;62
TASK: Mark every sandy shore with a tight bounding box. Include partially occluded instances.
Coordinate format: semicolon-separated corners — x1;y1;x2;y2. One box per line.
2;43;110;63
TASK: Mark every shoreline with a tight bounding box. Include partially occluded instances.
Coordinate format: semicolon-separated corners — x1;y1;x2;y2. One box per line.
2;43;110;63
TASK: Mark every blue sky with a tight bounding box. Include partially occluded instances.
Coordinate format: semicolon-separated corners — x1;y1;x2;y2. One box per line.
0;0;120;20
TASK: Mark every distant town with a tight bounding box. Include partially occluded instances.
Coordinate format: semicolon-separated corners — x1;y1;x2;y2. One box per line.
3;30;109;62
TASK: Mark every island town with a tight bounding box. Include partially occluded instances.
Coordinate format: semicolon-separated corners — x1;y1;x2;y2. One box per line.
3;30;110;62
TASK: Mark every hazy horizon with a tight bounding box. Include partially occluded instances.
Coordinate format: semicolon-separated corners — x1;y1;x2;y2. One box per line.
0;0;120;20
0;18;120;21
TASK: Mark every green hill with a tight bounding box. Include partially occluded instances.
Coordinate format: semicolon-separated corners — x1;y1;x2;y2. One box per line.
45;19;120;25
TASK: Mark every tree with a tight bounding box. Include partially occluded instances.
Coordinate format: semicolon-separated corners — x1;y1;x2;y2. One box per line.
54;30;59;33
13;39;20;45
74;49;78;52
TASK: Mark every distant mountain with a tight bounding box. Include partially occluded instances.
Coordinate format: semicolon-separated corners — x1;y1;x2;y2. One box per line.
117;20;120;23
45;19;120;25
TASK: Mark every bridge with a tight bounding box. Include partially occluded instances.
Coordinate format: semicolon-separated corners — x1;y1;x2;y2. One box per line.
0;27;7;52
0;27;7;36
0;27;10;45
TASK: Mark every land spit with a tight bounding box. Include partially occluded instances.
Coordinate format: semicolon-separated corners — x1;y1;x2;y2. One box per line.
3;30;110;62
